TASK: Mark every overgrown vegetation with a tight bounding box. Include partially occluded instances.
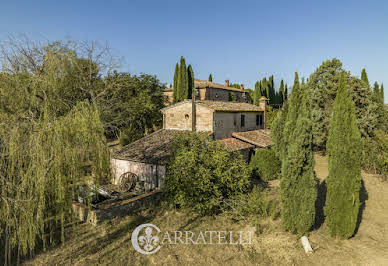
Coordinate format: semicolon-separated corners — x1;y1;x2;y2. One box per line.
361;130;388;180
324;73;362;239
163;131;250;215
0;37;113;264
250;149;281;181
223;185;280;222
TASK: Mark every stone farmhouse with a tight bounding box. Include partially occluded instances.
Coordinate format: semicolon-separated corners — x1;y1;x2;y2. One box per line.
111;79;271;193
163;79;250;104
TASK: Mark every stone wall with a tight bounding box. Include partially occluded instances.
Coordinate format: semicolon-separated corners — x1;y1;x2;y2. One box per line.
204;87;247;102
72;189;162;225
163;102;213;132
110;159;165;191
213;111;264;139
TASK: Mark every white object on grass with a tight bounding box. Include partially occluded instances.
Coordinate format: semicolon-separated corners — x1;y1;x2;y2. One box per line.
301;236;313;253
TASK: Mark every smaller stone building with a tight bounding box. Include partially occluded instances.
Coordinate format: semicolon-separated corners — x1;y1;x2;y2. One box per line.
164;79;250;104
111;129;184;192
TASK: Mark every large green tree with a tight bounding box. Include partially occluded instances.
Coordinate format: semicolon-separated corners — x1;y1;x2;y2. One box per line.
0;38;111;264
103;72;164;144
324;73;362;239
307;59;377;150
280;74;317;235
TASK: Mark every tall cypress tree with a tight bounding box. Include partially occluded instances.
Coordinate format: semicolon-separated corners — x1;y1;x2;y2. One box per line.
324;73;362;239
261;78;268;98
284;84;288;101
173;63;179;103
280;79;317;235
381;83;385;103
176;56;188;101
187;65;194;99
253;81;261;106
208;74;213;82
279;80;284;106
268;75;275;104
361;68;370;89
373;81;380;102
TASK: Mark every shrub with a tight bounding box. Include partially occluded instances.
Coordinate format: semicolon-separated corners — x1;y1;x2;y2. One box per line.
164;131;250;215
223;185;278;221
362;130;388;180
250;149;281;181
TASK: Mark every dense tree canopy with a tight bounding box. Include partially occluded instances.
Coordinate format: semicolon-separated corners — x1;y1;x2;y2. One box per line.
307;59;378;150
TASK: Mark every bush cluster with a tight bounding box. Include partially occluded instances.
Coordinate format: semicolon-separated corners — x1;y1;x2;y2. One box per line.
250;149;281;181
164;132;250;215
362;130;388;180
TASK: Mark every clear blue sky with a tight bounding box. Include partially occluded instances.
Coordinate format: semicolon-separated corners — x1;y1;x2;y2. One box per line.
1;0;387;102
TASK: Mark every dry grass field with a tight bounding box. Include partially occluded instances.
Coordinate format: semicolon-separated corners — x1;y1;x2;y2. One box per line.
25;155;388;266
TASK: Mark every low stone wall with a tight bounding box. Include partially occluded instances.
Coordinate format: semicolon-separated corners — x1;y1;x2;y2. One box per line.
72;189;161;225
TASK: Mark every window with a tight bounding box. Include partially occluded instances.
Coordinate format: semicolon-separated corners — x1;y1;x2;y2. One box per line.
256;114;263;126
241;114;245;127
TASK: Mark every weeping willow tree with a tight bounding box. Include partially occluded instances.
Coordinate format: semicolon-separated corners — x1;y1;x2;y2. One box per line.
0;37;111;265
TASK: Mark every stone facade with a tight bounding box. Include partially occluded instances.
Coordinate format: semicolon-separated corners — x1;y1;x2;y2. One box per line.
163;79;249;105
161;100;265;140
213;111;264;139
110;159;165;192
162;102;213;132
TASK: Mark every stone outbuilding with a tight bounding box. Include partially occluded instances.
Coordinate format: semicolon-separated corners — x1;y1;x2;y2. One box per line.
163;79;250;104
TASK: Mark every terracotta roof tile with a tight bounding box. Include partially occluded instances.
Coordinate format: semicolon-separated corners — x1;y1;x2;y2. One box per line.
113;129;185;164
163;79;246;93
218;138;254;152
197;100;264;112
232;129;272;148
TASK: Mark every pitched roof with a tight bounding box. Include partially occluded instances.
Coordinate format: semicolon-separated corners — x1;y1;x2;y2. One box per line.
232;129;272;148
113;129;185;164
218;138;254;152
197;101;263;112
161;100;264;112
163;79;246;93
194;79;245;92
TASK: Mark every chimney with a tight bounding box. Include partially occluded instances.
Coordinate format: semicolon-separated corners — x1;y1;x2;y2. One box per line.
225;80;229;87
240;83;244;90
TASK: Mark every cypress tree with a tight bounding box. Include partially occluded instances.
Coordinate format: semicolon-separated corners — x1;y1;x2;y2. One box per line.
324;73;362;239
173;63;179;102
208;74;213;82
279;80;284;105
284;84;288;101
253;81;261;106
381;83;385;103
180;57;188;100
373;81;380;102
268;75;275;104
261;78;268;98
187;65;194;99
361;68;370;89
280;80;317;235
176;56;188;101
